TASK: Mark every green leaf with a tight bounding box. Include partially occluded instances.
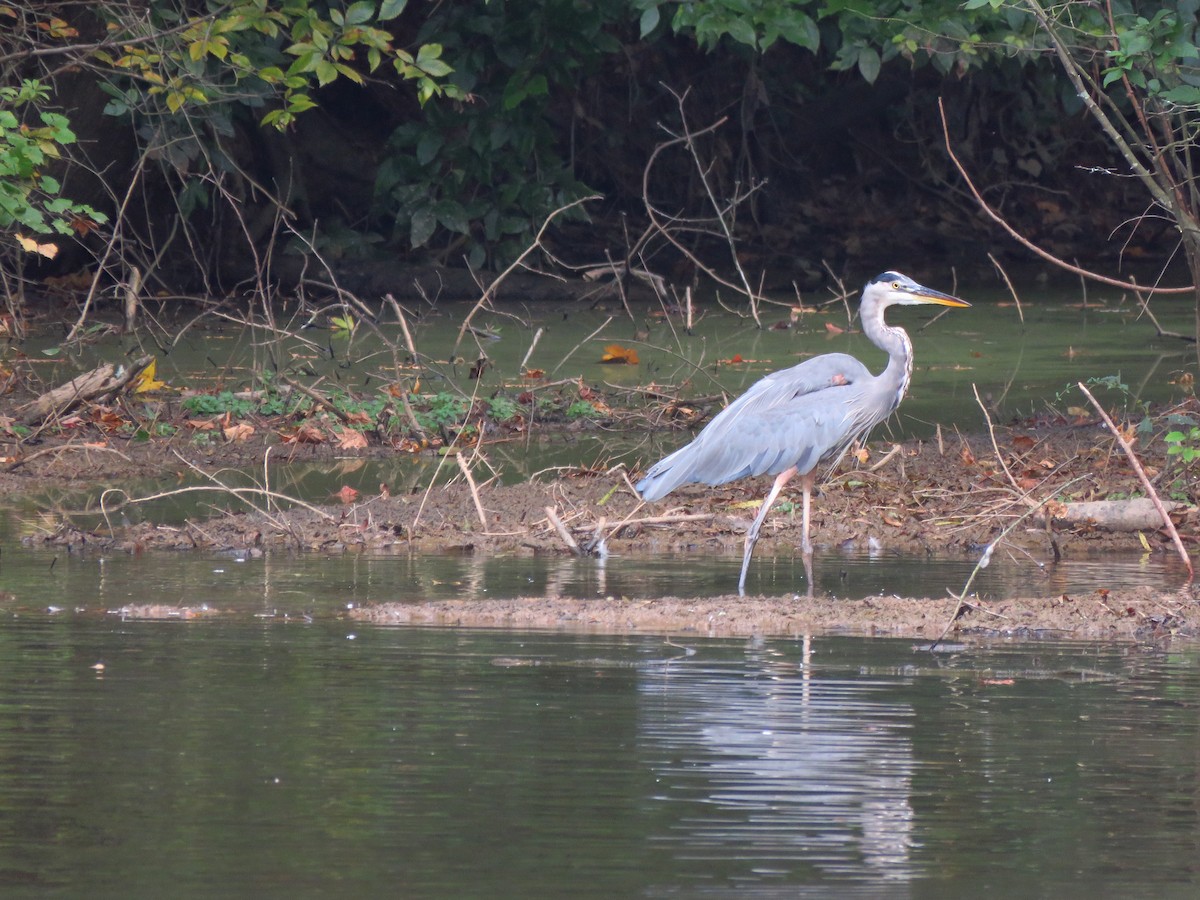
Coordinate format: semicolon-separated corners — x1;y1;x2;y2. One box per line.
858;46;881;83
1159;85;1200;104
434;199;470;234
410;207;437;247
639;7;660;38
725;18;759;49
379;0;408;21
416;131;443;165
315;60;339;86
345;2;376;26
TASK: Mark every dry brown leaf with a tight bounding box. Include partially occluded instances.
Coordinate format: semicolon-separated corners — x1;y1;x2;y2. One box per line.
286;423;325;444
338;429;369;450
223;422;255;442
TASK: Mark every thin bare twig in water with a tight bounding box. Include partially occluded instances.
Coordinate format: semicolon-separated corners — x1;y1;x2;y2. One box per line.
5;443;133;473
1077;381;1193;578
455;452;489;530
520;327;544;372
553;316;613;374
988;252;1024;324
544;505;582;555
927;474;1092;652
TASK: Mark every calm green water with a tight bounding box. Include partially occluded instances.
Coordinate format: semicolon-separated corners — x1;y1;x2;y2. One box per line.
0;618;1196;896
2;283;1198;894
24;280;1197;453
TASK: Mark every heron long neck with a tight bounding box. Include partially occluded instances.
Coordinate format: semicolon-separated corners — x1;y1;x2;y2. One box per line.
860;295;913;416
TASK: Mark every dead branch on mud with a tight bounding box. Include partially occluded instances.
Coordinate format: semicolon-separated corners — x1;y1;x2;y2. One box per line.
18;356;153;427
1048;498;1186;531
4;442;134;473
1077;381;1194;578
544;505;582;556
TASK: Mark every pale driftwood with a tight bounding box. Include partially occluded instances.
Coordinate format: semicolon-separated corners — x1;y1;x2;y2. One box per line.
20;356;152;426
544;505;582;556
456;453;488;530
1049;499;1187;532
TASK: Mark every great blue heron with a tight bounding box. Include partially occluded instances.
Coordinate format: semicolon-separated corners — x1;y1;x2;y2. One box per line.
636;271;970;595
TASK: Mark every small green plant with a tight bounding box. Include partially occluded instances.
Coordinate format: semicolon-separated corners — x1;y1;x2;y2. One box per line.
0;79;109;256
487;396;519;422
182;391;260;417
1165;425;1200;465
412;392;470;431
565;400;599;420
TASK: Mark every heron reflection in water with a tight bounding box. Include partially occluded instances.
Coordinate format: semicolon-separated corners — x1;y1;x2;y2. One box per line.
636;271;970;596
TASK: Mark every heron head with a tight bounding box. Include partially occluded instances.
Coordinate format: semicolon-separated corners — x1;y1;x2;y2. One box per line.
866;271;970;308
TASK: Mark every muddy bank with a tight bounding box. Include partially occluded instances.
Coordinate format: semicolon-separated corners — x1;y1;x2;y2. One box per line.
347;587;1194;642
102;587;1192;642
4;391;1200;641
12;419;1195;562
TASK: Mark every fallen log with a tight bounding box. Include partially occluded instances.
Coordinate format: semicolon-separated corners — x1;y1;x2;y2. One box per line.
19;356;153;426
1049;498;1187;532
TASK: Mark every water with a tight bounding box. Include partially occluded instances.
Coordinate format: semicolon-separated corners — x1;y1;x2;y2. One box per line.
22;282;1196;454
0;535;1188;617
2;283;1197;893
0;618;1196;896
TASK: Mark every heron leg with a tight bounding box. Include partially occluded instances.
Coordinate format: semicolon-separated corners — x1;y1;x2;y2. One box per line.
738;465;796;596
799;471;816;597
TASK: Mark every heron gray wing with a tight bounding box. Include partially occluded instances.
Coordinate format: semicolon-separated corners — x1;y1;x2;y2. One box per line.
636;353;876;500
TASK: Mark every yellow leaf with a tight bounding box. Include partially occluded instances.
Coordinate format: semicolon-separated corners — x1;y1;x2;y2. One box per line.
1137;531;1151;552
599;344;639;365
15;234;58;259
132;359;168;393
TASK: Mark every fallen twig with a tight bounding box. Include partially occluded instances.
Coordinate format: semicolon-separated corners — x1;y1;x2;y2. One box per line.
544;505;582;556
456;452;489;530
5;442;134;473
1077;380;1193;577
988;252;1024;324
19;356;153;426
928;475;1091;652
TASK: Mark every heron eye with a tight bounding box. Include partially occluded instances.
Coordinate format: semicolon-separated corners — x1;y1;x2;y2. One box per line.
891;281;901;289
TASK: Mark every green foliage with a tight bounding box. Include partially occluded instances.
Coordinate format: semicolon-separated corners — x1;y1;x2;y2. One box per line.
410;392;469;431
0;79;109;253
93;1;461;131
373;0;618;267
1101;6;1200;105
182;391;260;417
487;396;520;422
637;0;820;53
565;400;600;420
1165;424;1200;464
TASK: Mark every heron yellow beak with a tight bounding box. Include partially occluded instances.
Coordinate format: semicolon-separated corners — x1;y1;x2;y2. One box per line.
911;286;970;308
